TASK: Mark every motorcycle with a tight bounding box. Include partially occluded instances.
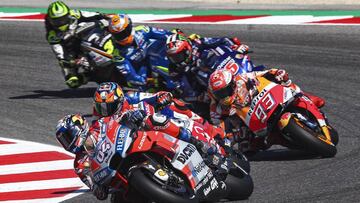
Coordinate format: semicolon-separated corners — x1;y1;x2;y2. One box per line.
61;20;127;85
228;74;338;158
64;21;172;91
88;117;253;203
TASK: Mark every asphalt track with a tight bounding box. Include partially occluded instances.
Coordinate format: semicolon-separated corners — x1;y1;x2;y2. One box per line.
1;20;360;203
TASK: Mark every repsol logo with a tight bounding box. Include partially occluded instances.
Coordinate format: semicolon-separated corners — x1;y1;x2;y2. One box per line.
247;88;267;116
176;144;197;164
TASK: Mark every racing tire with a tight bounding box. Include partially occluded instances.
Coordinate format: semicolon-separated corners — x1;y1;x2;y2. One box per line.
111;187;147;203
129;168;198;203
283;118;337;158
225;174;254;200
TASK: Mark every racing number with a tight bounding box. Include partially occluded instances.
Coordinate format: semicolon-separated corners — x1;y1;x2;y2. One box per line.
193;126;213;144
103;40;114;54
96;141;111;163
254;93;275;123
224;60;239;75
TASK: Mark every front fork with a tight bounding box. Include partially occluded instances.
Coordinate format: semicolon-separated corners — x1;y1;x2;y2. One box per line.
277;98;334;145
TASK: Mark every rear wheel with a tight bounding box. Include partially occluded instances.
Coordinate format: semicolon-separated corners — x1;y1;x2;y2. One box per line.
129;168;198;203
282;118;337;158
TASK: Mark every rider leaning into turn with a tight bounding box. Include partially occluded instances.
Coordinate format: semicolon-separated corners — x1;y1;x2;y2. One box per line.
107;14;175;90
45;1;109;88
207;68;325;152
165;32;250;100
55;114;109;200
54;82;223;200
91;82;210;144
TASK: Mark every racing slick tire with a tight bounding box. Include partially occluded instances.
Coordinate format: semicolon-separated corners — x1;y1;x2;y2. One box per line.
283;118;337;158
129;168;198;203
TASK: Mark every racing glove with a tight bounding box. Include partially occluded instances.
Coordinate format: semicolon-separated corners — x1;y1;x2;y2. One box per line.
188;33;201;40
231;37;241;46
74;57;90;68
126;110;147;129
275;69;291;86
156;91;173;110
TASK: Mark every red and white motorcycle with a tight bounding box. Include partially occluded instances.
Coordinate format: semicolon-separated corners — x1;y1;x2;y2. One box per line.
230;75;338;157
88;117;253;202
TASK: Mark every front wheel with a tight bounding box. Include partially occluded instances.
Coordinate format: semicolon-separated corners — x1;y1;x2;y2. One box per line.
282;118;337;158
129;168;198;203
225;174;254;200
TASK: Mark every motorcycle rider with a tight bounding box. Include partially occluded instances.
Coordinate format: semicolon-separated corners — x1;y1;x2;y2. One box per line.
55;114;109;200
165;32;250;101
55;113;229;201
208;68;324;152
45;1;109;88
91;82;222;147
92;82;239;181
107;14;175;90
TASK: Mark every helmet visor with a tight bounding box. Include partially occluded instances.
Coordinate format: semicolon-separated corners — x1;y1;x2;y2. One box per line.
50;15;71;30
213;83;234;100
168;50;192;69
56;125;80;151
95;101;120;117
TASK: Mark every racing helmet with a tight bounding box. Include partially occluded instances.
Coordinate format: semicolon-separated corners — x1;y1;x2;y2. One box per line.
108;14;134;46
94;82;125;117
55;114;89;154
166;33;193;72
209;69;236;105
47;1;72;32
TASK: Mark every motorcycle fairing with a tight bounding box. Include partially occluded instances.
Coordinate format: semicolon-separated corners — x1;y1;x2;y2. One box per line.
114;125;133;158
172;139;210;189
239;80;280;135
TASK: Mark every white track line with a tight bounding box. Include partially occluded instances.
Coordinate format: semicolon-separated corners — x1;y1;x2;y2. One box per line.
0;143;55;156
0;160;74;175
1;191;89;203
0;178;84;193
217;15;354;24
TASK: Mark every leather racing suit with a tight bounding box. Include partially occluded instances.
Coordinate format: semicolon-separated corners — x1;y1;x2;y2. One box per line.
169;36;243;101
112;25;175;90
45;10;108;88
